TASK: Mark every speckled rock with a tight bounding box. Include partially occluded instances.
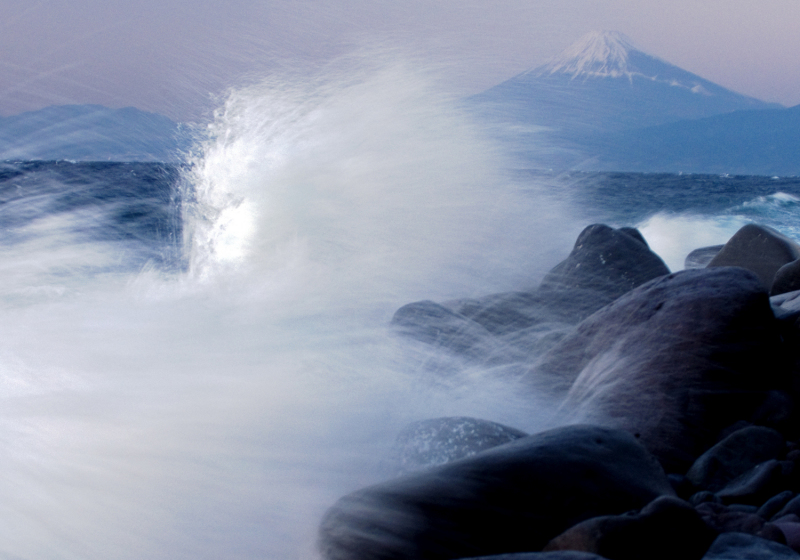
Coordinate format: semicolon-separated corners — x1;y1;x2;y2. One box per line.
318;425;674;560
391;417;528;474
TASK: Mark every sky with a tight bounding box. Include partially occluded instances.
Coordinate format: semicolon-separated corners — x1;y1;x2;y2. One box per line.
2;0;800;122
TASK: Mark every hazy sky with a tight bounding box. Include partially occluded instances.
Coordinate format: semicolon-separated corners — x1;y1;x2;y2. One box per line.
2;0;799;121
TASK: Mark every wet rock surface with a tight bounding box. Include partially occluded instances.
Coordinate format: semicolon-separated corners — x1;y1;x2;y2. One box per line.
318;425;674;560
321;223;800;560
390;417;528;474
544;267;786;472
706;223;800;292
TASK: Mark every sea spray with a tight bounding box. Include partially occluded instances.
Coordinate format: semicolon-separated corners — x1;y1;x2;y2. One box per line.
0;61;578;560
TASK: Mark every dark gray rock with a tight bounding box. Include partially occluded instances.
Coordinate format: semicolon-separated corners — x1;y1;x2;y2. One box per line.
391;225;669;367
773;495;800;521
717;460;794;506
685;426;786;492
539;224;670;302
685;245;724;269
391;417;528;474
544;496;716;560
318;425;674;560
707;224;800;291
458;553;608;560
702;532;800;559
772;290;800;321
535;267;786;472
390;300;497;359
773;260;800;296
758;491;795;520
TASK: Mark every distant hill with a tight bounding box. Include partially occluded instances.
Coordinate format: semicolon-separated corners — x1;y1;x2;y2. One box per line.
469;31;793;174
0;105;190;162
580;104;800;176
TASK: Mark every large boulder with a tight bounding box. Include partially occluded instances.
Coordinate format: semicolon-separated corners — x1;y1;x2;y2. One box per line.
531;267;787;472
539;224;670;303
685;245;724;269
318;425;674;560
773;260;800;296
685;426;786;492
702;532;800;559
543;496;716;560
707;224;800;291
391;225;670;364
390;417;528;474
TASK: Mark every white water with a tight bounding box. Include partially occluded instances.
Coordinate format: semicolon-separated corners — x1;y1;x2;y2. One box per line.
0;62;582;560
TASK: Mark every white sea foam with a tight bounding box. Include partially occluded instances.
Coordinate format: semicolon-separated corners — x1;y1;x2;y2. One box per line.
636;212;748;271
0;59;577;560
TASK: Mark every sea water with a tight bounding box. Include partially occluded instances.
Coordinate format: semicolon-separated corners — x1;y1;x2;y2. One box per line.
1;63;800;560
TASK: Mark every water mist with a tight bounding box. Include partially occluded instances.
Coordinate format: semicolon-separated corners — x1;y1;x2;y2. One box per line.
0;60;579;560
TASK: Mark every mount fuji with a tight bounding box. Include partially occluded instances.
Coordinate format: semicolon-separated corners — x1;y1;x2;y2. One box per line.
469;31;793;173
473;31;779;137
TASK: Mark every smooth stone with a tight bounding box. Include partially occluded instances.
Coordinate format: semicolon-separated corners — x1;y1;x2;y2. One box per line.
775;522;800;551
758;491;795;520
695;506;764;535
391;300;497;359
702;532;800;559
773;260;800;296
543;496;716;560
707;223;800;291
690;491;722;506
685;426;786;492
717;460;792;506
537;267;786;472
771;289;800;321
685;245;724;269
391;417;528;474
318;425;674;560
458;553;608;560
772;495;800;520
539;224;670;302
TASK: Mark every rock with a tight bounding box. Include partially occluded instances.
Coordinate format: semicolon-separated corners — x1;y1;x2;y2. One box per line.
707;223;800;291
543;496;716;560
391;417;528;474
458;553;608;560
717;460;793;506
539;224;670;302
391;225;669;366
685;245;724;269
775;522;800;551
391;300;497;360
758;491;795;520
690;491;722;506
774;496;800;520
771;290;800;321
773;260;800;296
318;425;674;560
702;532;800;559
535;267;787;472
685;426;786;492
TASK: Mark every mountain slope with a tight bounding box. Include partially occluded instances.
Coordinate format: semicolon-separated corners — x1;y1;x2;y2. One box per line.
0;105;190;162
581;104;800;176
471;31;781;138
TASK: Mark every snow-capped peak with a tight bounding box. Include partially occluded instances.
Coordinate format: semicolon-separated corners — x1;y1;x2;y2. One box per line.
537;31;641;79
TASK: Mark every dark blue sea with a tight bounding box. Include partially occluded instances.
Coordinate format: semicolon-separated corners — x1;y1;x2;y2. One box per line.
2;71;799;560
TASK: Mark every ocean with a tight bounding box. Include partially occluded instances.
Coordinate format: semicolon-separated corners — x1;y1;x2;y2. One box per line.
1;67;800;560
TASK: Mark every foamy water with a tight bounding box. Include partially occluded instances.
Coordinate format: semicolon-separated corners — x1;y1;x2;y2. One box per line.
0;62;580;560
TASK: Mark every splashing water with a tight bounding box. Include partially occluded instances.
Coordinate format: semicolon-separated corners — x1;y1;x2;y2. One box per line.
0;61;578;560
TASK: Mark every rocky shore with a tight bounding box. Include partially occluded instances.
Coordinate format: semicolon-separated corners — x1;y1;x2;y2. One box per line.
318;222;800;560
